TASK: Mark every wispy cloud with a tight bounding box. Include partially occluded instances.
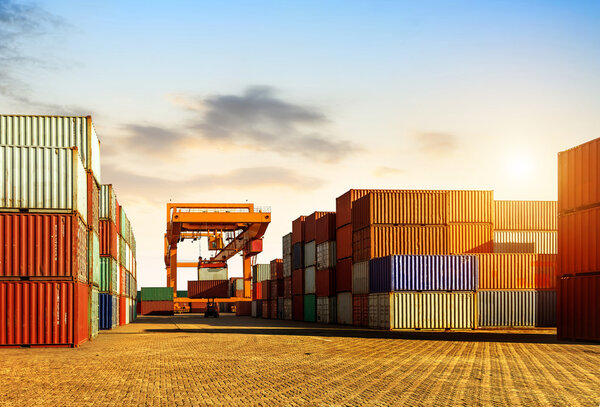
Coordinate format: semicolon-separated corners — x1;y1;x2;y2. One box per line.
414;132;458;156
373;166;405;177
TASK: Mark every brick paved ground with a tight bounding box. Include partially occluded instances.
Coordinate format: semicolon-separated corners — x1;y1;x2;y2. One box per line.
0;314;599;406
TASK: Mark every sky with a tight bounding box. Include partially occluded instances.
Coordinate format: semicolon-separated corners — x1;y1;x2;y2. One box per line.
1;0;599;289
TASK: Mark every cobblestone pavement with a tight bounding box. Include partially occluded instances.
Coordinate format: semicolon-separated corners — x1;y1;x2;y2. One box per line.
0;314;599;406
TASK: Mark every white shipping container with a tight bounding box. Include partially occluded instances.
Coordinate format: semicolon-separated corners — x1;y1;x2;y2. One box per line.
304;241;316;267
316;241;336;270
0;146;87;224
99;184;117;222
253;264;270;282
283;298;292;320
337;292;353;325
0;115;101;183
317;296;336;324
493;231;556;254
198;267;228;280
283;254;292;278
352;261;370;294
125;243;132;271
304;266;316;294
125;297;131;324
369;292;476;330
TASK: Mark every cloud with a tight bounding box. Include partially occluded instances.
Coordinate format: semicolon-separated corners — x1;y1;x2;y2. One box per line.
167;86;362;162
373;166;405;177
414;132;458;156
122;124;187;153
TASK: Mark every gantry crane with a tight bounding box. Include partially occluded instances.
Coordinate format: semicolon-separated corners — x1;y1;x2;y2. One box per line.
164;203;271;309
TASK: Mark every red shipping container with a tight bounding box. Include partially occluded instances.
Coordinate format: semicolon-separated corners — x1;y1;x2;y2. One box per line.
558;137;600;214
0;281;88;347
236;301;252;316
558;275;600;342
352;294;369;327
188;280;229;298
115;201;120;233
316;268;336;297
0;213;88;282
190;302;207;313
119;266;126;296
253;282;263;300
270;279;284;299
261;280;270;300
292;269;304;295
270;299;277;319
247;239;263;254
136;300;141;315
316;212;336;244
262;300;271;319
337;189;399;229
336;259;352;292
270;259;283;280
140;301;174;315
558;206;600;276
292;216;306;244
336;224;352;260
283;276;292;298
87;171;99;232
292;295;304;321
119;295;126;326
99;220;118;258
305;212;330;242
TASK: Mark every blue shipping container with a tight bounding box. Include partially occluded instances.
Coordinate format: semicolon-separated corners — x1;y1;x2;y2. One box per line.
369;255;478;292
99;293;113;330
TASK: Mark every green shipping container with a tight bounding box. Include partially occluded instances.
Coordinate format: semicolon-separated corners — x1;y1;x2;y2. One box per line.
89;230;100;287
99;257;117;293
119;236;127;268
304;294;317;322
90;286;99;339
140;287;174;301
120;207;131;245
177;290;188;298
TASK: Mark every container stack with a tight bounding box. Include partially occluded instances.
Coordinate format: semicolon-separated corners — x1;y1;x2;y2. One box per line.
270;259;283;319
117;206;137;326
302;212;330;322
477;201;557;328
282;233;293;320
316;212;337;324
139;287;173;315
557;138;600;342
251;264;270;317
0;115;104;346
291;216;305;321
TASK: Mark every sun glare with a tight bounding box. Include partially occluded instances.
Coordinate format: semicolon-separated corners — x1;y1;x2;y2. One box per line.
507;154;533;177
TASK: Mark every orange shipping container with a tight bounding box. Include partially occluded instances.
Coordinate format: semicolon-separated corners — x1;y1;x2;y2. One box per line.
351;191;448;230
316;212;336;244
336;189;403;229
352;225;449;262
304;212;331;242
476;253;557;289
558;137;600;214
448;190;494;223
558;206;600;276
292;216;305;245
494;200;557;231
449;223;493;254
87;172;99;232
493;231;556;254
336;224;352;260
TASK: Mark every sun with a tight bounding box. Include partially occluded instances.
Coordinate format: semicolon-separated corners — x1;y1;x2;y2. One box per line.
507;154;533;177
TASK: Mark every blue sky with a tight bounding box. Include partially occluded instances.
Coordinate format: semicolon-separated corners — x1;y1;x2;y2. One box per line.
1;0;599;287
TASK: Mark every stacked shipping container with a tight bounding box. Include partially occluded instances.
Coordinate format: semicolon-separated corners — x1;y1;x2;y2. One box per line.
557;139;600;341
139;287;173;315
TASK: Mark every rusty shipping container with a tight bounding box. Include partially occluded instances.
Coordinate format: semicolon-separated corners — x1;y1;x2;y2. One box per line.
0;213;88;282
305;211;331;242
270;259;283;280
336;258;352;293
188;280;229;298
351;190;448;230
336;224;352;260
316;268;336;297
494;200;557;230
0;281;89;346
476;254;556;290
352;294;369;327
558;206;600;276
315;212;336;244
493;231;556;254
558;138;600;214
292;216;305;244
87;172;99;232
558;274;600;341
353;225;449;262
449;223;493;254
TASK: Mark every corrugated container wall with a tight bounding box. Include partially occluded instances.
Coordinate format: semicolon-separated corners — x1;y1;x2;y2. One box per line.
558;206;600;276
352;261;370;294
199;267;228;281
449;223;493;254
252;264;270;283
315;212;336;244
0;115;101;183
448;190;493;223
558;275;600;341
0;146;87;224
493;231;556;254
336;189;402;228
292;216;305;245
557;138;600;214
305;212;330;242
140;287;173;301
304;266;316;294
478;290;556;327
304;241;316;267
99;184;117;223
494;200;557;230
282;233;292;256
316;241;336;270
336;292;353;325
87;173;99;232
476;254;556;289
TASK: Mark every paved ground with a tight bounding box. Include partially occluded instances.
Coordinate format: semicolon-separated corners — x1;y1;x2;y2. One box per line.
0;314;599;406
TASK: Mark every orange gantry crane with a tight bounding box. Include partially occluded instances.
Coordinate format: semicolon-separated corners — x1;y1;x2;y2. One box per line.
164;203;271;308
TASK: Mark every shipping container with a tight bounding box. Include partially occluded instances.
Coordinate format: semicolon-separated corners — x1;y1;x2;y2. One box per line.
282;233;292;256
305;212;331;242
316;296;336;324
292;216;305;245
176;290;188;298
119;295;126;326
139;300;173;315
270;279;283;299
558;137;600;214
336;292;353;325
352;190;448;230
303;240;316;267
369;255;478;292
353;294;369;327
261;299;270;319
0;115;102;183
304;266;316;294
316;268;336;297
283;254;292;278
352;261;370;294
99;293;113;330
252;264;270;282
251;300;262;318
316;241;336;270
90;286;98;339
140;287;173;301
353;225;449;262
283;298;292;320
304;294;317;322
269;299;277;320
337;189;400;228
0;146;88;223
336;258;352;293
292;295;304;321
99;257;117;293
261;280;270;300
368;292;476;330
316;212;336;244
0;213;88;282
277;298;284;319
112;296;119;329
99;184;117;223
493;231;556;254
99;220;118;258
0;281;88;346
558;206;600;276
118;236;126;269
449;223;493;254
448;190;494;223
292;269;304;295
199;266;228;281
88;230;100;287
478;290;556;327
87;172;99;232
476;254;556;290
253;282;262;300
188;280;229;298
495;200;557;231
270;259;283;280
558;274;600;342
235;301;252;316
119;206;131;245
283;276;292;298
336;224;352;260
